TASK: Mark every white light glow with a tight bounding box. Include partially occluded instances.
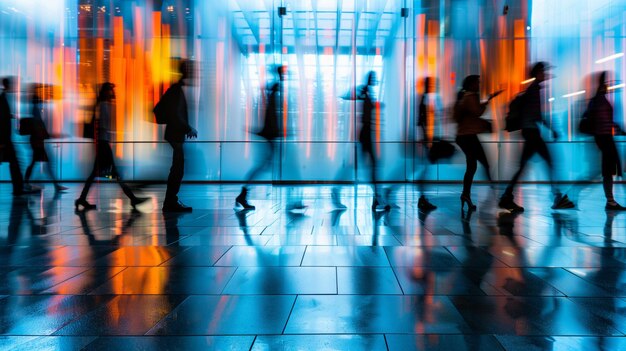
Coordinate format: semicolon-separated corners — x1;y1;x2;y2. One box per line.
595;53;624;64
562;90;586;98
521;78;536;85
548;97;555;102
608;83;625;91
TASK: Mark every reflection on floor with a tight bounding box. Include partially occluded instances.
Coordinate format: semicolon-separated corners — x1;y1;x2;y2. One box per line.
0;183;625;350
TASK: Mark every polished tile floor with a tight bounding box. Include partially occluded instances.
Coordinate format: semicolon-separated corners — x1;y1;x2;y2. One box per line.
0;182;625;350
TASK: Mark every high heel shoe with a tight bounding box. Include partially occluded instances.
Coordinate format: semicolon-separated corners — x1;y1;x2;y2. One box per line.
418;196;437;211
75;198;96;211
460;195;476;211
235;187;255;210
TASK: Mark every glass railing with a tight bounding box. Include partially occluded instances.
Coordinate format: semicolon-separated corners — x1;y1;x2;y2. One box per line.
1;139;624;182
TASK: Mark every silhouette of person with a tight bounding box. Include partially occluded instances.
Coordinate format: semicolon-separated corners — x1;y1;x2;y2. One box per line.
353;71;389;210
0;77;39;196
235;65;285;210
75;83;148;211
454;75;502;210
414;77;440;211
499;62;575;212
587;71;626;210
23;84;67;192
161;60;198;212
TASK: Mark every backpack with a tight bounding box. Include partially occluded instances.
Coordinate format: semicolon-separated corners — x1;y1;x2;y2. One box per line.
153;84;180;124
504;92;525;132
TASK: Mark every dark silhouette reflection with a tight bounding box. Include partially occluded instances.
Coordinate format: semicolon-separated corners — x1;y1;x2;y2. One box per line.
237;65;285;211
0;77;38;196
23;84;67;192
6;197;29;246
160;60;198;212
413;77;439;211
500;62;575;212
591;212;624;350
329;206;347;227
162;212;184;246
454;75;501;211
76;83;148;211
371;208;389;246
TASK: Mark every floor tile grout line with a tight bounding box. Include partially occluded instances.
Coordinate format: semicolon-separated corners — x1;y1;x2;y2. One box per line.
299;246;308;267
212;245;236;267
280;295;299;335
83;266;130;295
218;266;239;295
248;335;258;351
383;333;390;351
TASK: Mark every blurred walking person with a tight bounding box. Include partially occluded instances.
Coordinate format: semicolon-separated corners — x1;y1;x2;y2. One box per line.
75;83;148;211
454;75;502;210
351;71;389;211
414;77;440;211
0;77;38;196
235;65;285;210
587;71;626;210
158;60;198;212
24;84;67;192
499;62;575;212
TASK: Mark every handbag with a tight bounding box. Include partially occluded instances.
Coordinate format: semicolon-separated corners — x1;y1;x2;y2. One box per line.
428;139;456;163
83;106;96;139
476;118;493;134
19;118;34;135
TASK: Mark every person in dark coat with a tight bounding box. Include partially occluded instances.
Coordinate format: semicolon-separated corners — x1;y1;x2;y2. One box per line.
356;71;390;211
413;77;440;211
455;75;502;210
0;77;39;196
499;62;575;212
75;83;148;211
24;85;67;192
235;65;285;210
588;71;626;210
161;60;197;212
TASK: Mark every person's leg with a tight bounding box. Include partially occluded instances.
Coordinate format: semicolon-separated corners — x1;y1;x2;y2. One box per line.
533;133;559;195
6;143;25;193
503;129;537;198
475;139;493;182
603;176;615;203
108;157;136;201
457;135;478;197
25;159;36;184
77;160;98;202
164;142;185;205
237;140;272;209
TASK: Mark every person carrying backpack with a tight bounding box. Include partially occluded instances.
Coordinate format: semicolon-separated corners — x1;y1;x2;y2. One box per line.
156;60;198;212
499;62;575;212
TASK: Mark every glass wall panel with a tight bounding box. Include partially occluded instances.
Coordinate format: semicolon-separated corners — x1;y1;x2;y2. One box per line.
0;0;624;182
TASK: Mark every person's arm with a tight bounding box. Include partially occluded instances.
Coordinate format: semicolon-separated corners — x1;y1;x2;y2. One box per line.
168;85;196;138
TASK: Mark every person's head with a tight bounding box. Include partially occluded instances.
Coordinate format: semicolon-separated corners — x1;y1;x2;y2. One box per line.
97;82;115;102
366;71;377;86
179;59;191;81
2;77;13;92
530;62;549;82
277;65;287;81
30;84;42;104
462;75;480;92
597;71;608;95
